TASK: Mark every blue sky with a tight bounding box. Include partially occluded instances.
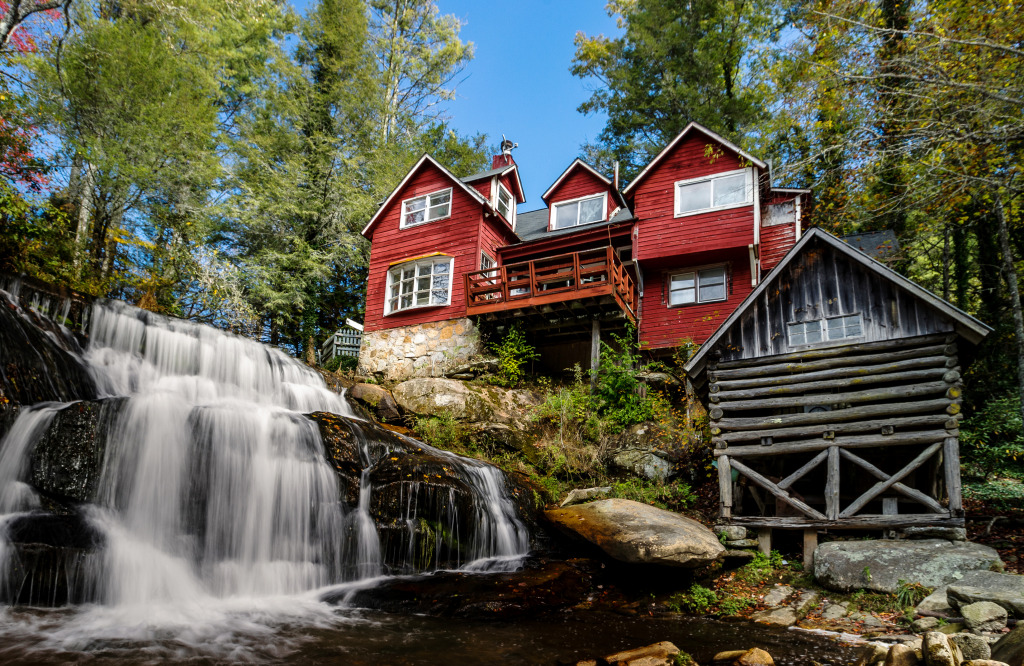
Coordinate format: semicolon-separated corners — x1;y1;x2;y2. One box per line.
292;1;622;208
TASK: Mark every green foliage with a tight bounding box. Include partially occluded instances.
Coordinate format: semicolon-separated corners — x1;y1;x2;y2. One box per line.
594;324;668;430
735;550;785;585
895;579;932;609
716;596;754;616
489;325;539;388
961;394;1024;479
609;478;694;511
963;478;1024;511
414;411;465;452
668;584;718;614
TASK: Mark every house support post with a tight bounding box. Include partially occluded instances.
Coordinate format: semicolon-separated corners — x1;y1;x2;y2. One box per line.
590;319;601;391
803;529;817;570
757;528;771;556
718;456;732;520
944;437;963;515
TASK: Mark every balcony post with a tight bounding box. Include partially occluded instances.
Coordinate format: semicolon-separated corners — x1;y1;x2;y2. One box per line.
501;265;509;302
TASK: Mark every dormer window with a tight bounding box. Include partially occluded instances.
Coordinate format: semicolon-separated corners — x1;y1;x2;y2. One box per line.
401;188;452;229
496;184;514;222
674;168;753;217
552;193;606;230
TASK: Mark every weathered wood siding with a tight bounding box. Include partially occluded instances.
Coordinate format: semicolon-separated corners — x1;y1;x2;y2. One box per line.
717;237;955;360
364;162;484;333
759;192;799;273
639;248;751;350
631;133;754;263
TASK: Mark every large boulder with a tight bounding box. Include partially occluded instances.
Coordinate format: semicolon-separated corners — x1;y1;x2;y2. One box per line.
392;378;539;428
349;383;402;422
30;399;121;505
948;571;1024;617
611;448;672;482
961;601;1008;632
544;498;724;567
814;539;1002;593
993;624;1024;666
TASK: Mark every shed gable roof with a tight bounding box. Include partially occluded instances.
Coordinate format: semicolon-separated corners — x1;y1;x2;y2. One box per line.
361;154;491;238
622;121;768;196
683;228;992;379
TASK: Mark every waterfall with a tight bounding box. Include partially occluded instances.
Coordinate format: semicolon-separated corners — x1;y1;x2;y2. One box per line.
0;296;530;614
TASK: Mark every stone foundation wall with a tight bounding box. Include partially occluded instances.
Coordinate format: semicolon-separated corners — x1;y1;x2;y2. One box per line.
357;318;480;381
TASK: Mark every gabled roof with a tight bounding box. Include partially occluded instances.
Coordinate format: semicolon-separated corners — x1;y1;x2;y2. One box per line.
513;206;635;243
361;154;491;238
683;228;992;379
462;163;526;204
541;159;627;210
622;121;768;196
841;230;899;261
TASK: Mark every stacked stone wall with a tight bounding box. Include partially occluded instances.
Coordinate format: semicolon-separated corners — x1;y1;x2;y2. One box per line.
357;318;480;381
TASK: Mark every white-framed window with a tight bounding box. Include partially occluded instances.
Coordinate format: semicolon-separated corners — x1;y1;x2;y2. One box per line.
674;168;753;217
788;320;823;346
400;188;452;229
764;200;796;226
496;184;514;222
668;266;727;305
551;193;606;230
826;313;863;340
385;256;453;314
480;252;495;272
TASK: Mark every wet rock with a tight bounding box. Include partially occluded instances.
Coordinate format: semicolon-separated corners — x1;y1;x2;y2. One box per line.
392;378;539;428
329;559;590;618
882;644;919;666
603;641;681;666
349;383;402;422
922;632;962;666
962;601;1008;632
610;448;672;482
30;399;119;505
903;527;968;541
311;411;404;506
763;584;794;607
951;633;993;661
560;486;612;507
814;539;1003;593
737;647;776;665
751;606;799;626
4;511;103;550
992;624;1024;666
715;525;747;541
947;571;1024;617
544;498;724;568
714;650;748;661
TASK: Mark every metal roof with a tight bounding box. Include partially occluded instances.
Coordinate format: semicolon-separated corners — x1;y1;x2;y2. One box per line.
512;206;635;243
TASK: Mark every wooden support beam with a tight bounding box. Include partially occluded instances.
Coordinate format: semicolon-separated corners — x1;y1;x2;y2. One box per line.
729;458;827;520
731;515;961;529
713;398;958;433
712;367;951;402
777;449;829;491
826;446;840;520
713;381;952;414
718;430;951;458
838;448;945;513
711;343;953;381
714;333;951;370
590;319;600;391
718;456;733;520
839;442;942;518
713;413;961;445
712;355;950;392
883;497;898;515
803;530;818;570
758;528;772;556
944;437;963;514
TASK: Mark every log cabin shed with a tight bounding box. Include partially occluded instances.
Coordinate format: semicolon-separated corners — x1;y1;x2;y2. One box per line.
683;228;991;558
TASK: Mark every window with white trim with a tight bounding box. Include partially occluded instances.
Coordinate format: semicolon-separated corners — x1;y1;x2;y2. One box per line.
480;252;495;272
552;193;605;230
764;200;796;226
826;313;863;340
496;184;514;222
386;256;453;314
674;169;753;216
668;266;727;305
400;188;451;228
787;320;823;346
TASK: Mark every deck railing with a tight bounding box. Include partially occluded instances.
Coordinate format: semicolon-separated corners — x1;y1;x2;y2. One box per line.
464;246;637;317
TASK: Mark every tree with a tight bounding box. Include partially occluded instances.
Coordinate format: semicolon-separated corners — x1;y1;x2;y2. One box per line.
571;0;781;178
0;0;69;51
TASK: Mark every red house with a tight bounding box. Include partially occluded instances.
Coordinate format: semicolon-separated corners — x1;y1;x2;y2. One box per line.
357;123;809;380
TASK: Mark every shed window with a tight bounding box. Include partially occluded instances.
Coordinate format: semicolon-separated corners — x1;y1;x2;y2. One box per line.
788;320;823;346
552;194;605;229
674;169;753;216
401;188;451;228
827;314;863;340
669;266;727;305
386;256;453;314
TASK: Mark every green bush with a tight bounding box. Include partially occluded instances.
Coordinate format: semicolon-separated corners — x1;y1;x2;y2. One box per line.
895;579;932;608
668;584;718;614
414;411;464;452
489;325;538;387
610;478;694;511
961;394;1024;479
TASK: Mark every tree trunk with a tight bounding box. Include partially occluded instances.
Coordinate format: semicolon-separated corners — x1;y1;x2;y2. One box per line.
993;190;1024;423
72;160;94;279
306;334;317;366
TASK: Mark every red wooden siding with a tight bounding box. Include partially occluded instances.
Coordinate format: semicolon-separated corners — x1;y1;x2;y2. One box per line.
631;134;754;262
470;179;491;200
545;167;615;222
639;248;753;350
759;192;799;273
364;163;485;333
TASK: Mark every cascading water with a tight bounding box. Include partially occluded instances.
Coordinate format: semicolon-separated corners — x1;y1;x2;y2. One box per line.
0;292;530;658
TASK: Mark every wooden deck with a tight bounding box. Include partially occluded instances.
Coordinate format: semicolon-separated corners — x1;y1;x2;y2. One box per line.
464;247;637;332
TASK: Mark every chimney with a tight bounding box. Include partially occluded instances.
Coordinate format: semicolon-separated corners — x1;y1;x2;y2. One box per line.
493;134;517;169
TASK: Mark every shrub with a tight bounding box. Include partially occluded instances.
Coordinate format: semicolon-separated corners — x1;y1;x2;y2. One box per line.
895;579;932;608
668;584;718;614
413;411;465;452
609;478;694;511
961;394;1024;479
489;324;538;387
